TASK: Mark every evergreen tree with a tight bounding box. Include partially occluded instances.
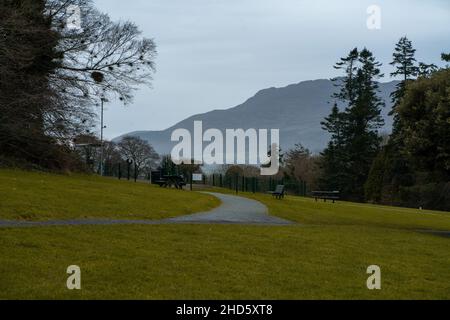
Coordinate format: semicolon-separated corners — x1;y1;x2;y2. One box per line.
321;103;346;145
390;37;418;107
319;103;349;192
344;49;385;200
394;69;450;210
418;62;438;78
333;48;359;105
366;43;447;209
321;48;360;194
442;53;450;62
365;37;419;204
397;69;450;179
321;48;385;200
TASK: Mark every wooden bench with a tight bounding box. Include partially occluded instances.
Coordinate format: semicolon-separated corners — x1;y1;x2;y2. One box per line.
268;185;286;200
311;191;340;203
156;176;186;189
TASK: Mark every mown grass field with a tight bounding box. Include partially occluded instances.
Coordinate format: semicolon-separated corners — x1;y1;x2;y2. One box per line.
1;170;450;299
212;188;450;231
0;169;220;221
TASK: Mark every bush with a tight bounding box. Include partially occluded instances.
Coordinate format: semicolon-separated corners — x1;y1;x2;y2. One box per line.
399;182;450;211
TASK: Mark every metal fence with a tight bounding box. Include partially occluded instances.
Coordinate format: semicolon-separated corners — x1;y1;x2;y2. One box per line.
101;163;309;197
203;174;308;196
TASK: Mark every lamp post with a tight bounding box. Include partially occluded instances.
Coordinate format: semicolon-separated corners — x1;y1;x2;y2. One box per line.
126;159;133;180
99;96;107;176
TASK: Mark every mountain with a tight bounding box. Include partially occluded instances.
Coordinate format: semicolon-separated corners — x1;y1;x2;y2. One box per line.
115;78;399;155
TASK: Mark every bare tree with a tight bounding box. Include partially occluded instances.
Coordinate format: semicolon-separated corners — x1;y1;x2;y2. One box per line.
284;144;322;191
46;0;157;105
0;0;157;170
118;136;159;177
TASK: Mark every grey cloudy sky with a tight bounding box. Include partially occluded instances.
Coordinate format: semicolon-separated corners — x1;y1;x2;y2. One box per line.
93;0;450;139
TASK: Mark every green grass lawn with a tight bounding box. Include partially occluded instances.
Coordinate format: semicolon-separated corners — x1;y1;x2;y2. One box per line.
0;169;220;221
1;171;450;299
211;188;450;231
1;224;450;299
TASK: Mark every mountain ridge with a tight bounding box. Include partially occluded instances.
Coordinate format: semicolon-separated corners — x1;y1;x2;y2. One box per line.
115;78;399;155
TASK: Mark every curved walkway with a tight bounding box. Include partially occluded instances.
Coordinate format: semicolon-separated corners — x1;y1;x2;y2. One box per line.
0;192;293;228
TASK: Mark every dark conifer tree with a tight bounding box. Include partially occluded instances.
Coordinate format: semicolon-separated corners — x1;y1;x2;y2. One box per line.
333;48;359;105
321;49;385;200
344;49;385;200
365;38;418;202
320;103;348;192
390;36;418;106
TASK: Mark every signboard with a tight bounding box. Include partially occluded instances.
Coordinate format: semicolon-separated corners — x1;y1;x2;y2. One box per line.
192;174;203;182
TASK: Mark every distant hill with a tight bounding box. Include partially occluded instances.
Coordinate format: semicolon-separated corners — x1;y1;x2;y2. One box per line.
115;78;399;155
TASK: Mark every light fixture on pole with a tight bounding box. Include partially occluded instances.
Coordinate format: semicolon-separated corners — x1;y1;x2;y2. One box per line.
100;95;108;176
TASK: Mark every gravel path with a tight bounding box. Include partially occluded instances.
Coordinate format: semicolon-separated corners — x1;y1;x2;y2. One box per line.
0;192;293;228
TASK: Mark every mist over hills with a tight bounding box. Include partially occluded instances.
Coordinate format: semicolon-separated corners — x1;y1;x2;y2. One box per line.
115;79;399;155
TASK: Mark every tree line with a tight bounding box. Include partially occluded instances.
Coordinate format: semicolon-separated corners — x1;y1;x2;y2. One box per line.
318;37;450;210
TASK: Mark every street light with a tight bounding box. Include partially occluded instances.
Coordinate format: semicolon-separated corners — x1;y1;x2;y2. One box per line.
99;96;108;176
126;159;133;181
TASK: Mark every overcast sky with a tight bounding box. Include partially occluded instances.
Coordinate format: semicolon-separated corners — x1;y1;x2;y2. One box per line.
93;0;450;139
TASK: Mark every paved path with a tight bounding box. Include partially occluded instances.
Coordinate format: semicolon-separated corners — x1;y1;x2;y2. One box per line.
166;192;292;225
0;192;293;228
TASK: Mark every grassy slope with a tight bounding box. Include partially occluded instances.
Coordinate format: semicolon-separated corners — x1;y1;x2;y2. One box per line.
0;169;220;220
1;174;450;299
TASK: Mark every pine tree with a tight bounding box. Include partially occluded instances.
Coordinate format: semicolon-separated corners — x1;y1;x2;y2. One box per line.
333;48;359;105
321;103;346;144
321;48;385;200
320;103;349;192
389;37;418;117
321;48;360;194
344;49;385;200
418;62;438;78
365;39;441;205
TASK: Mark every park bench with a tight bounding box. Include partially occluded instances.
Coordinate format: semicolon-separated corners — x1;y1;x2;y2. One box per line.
268;185;286;200
156;175;186;189
155;179;168;187
311;191;340;203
